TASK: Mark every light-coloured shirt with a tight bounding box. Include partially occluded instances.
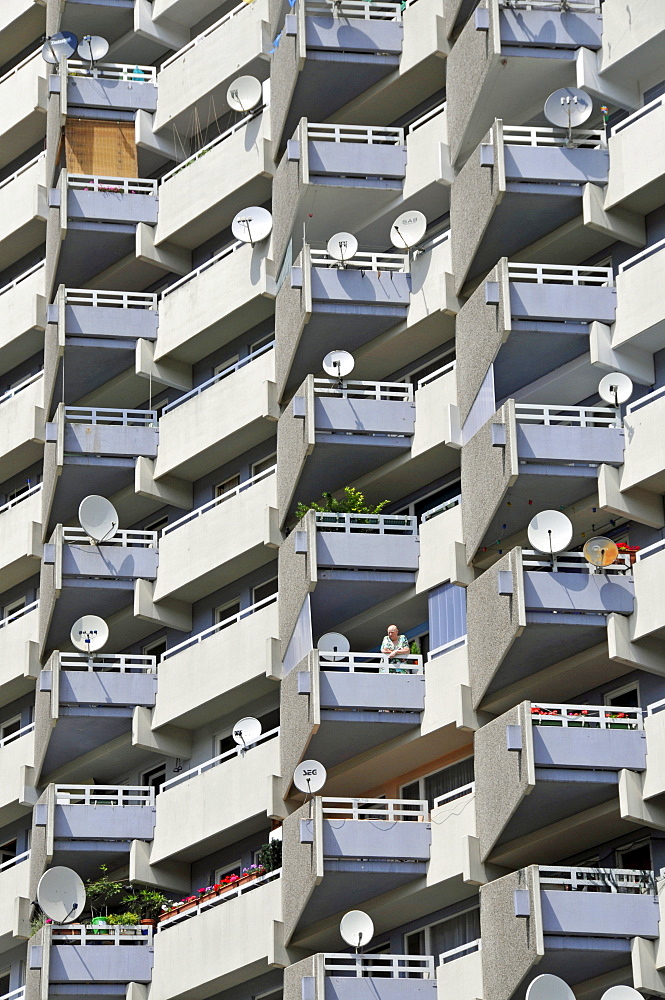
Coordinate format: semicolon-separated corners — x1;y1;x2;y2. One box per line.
381;634;409;669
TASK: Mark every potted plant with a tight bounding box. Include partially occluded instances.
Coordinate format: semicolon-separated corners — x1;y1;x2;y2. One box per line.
257;839;282;873
106;912;140;935
123;888;169;928
85;865;126;916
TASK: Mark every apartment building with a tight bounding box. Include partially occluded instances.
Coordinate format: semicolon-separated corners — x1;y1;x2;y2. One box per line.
1;3;665;1000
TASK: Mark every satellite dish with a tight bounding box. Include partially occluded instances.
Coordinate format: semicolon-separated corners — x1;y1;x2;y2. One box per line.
322;350;355;380
227;76;263;113
294;759;327;795
340;910;374;951
598;372;633;407
232;207;272;246
602;989;644;1000
318;632;350;662
544;88;593;129
327;232;358;264
583;536;619;569
77;35;109;67
41;32;78;64
390;211;427;250
37;867;86;924
525;976;576;1000
527;510;573;555
70;615;109;654
78;495;118;543
232;716;262;751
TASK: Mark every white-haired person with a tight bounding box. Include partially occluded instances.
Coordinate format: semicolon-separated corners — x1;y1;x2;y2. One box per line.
380;624;410;673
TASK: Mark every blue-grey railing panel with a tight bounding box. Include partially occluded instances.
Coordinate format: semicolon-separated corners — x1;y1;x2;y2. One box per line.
67;78;157;112
68;190;159;225
523;571;634;615
310;267;410;307
499;10;602;50
65;304;158;340
509;283;616;323
63;424;158;458
315;397;415;436
320;671;425;711
308;141;407;178
533;727;646;771
516;425;624;465
62;545;158;580
316;533;419;571
322;819;431;859
541;890;658;938
53;804;156;840
60;671;157;708
304;18;403;55
325;980;437;1000
50;944;153;983
504;145;609;185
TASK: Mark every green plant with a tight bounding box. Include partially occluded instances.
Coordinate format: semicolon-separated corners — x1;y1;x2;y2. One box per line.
106;912;139;926
124;888;169;920
85;865;127;913
295;486;389;522
257;839;282;873
30;913;51;936
409;639;421;656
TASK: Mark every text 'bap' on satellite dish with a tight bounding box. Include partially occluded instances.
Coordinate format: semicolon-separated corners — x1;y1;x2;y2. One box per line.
598;371;633;407
340;910;374;950
527;510;573;555
233;717;262;749
232;207;272;246
317;632;350;661
294;759;327;795
583;536;619;568
78;495;119;543
70;615;109;654
41;32;78;64
327;232;358;264
544;88;593;129
227;76;263;113
37;867;86;924
525;976;576;1000
77;35;109;66
322;351;354;379
390;211;427;249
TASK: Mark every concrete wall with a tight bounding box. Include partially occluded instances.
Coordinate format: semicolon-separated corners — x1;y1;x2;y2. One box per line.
480;866;542;1000
277;377;315;525
275;251;310;401
282;800;320;944
446;0;498;165
278;510;317;659
280;651;317;800
455;263;506;425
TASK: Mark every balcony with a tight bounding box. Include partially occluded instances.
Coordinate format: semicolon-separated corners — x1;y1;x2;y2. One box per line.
276;245;411;399
461;399;624;560
0;262;46;373
271;0;403;155
0;600;39;709
150;727;280;862
47;784;156;865
151;870;282;1000
429;782;482;891
0;370;44;479
65;61;157;112
0;483;42;589
406;229;460;339
451;123;609;294
155;343;278;482
43;406;158;535
35;653;157;781
156;240;275;364
0;50;46;169
154;466;279;603
417;495;467;593
599;4;665;97
156;109;272;249
277;377;415;526
467;547;635;714
286;952;437;1000
613;241;665;353
475;701;646;868
0;152;47;271
67;173;158;226
44;923;153;987
618;387;665;497
627;540;665;643
0;850;30;950
446;0;602;166
478;865;659;1000
283;797;430;943
0;721;35;825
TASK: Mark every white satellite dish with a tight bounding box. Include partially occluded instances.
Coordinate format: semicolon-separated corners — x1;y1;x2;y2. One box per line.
294;759;327;795
232;207;272;246
77;34;109;67
544;88;593;129
227;76;263;113
598;371;633;407
602;989;643;1000
527;510;573;556
525;976;576;1000
322;350;355;380
340;910;374;951
70;615;109;654
41;32;78;64
37;867;86;924
390;211;427;250
327;232;358;264
233;716;262;751
318;632;350;662
78;495;118;543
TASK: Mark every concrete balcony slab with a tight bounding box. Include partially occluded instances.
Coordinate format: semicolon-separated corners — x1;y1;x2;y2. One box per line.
0;154;47;272
0;263;46;374
0;50;46;169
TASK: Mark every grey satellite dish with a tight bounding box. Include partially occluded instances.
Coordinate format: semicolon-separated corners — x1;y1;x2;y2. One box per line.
544;87;593;146
78;495;118;544
527;510;573;556
294;759;327;795
232;207;272;246
340;910;374;951
598;371;633;407
390;211;427;250
227;76;263;113
525;976;576;1000
70;615;109;654
602;989;643;1000
327;232;358;264
77;34;109;68
41;32;78;64
322;350;354;380
318;631;350;662
37;867;86;924
233;716;262;752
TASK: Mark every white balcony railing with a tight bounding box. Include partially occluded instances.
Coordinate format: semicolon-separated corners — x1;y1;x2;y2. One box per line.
499;0;600;10
161;0;251;69
158;868;282;930
160;726;279;793
310;248;409;272
440;939;481;964
636;536;665;562
0;722;34;750
407;102;447;136
307;122;405;144
160;239;246;298
161;592;277;660
531;703;642;729
0;47;40;86
539;866;656;893
427;635;467;660
64;288;157;309
63;406;157;426
421;494;461;523
160;107;264;184
68;174;158;195
0;600;38;630
321;797;429;821
62;527;159;548
0;849;30;874
162;340;274;414
647;697;665;717
162;465;276;537
59;652;157;673
313;378;414;401
54;784;156;806
0;482;42;516
52;923;153;944
0;260;45;298
67;61;157;83
417;360;456;390
317;650;423;673
612;93;664;136
433;781;475;809
305;0;402;19
0;370;43;405
323;954;435;977
514;403;621;427
522;549;631;573
0;151;45;192
502;125;605;148
0;988;26;1000
619;237;665;275
507;262;613;286
314;512;417;535
626;384;665;416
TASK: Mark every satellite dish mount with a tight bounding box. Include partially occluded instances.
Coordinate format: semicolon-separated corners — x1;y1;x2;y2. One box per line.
543;87;593;148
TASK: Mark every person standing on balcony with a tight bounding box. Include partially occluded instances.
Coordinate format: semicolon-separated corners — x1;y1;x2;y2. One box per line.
381;625;410;673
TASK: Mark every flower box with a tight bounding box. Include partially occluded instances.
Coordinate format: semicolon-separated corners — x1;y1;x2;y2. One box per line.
158;867;266;922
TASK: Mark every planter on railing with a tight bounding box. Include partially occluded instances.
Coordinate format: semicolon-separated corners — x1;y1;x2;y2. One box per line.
157;868;281;929
530;703;642;729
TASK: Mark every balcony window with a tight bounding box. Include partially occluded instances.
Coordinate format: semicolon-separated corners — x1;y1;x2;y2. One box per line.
0;839;17;867
405;907;480;963
252;454;277;478
253;577;277;605
143;636;167;659
616;839;652;872
217;706;279;755
215;475;240;499
402;757;474;810
215;597;241;624
0;971;9;997
214;859;242;882
142;762;167;795
0;716;21;744
605;682;639;708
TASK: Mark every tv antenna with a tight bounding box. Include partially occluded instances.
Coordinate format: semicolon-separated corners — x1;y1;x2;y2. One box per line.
327;232;358;267
232;717;262;755
340;910;374;953
583;536;619;573
544;87;593;148
294;759;327;801
390;211;427;250
77;35;109;70
527;510;573;561
70;615;109;663
232;206;273;247
78;496;118;544
598;371;633;408
322;350;354;388
37;867;86;924
317;632;350;662
41;32;78;64
227;76;263;113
